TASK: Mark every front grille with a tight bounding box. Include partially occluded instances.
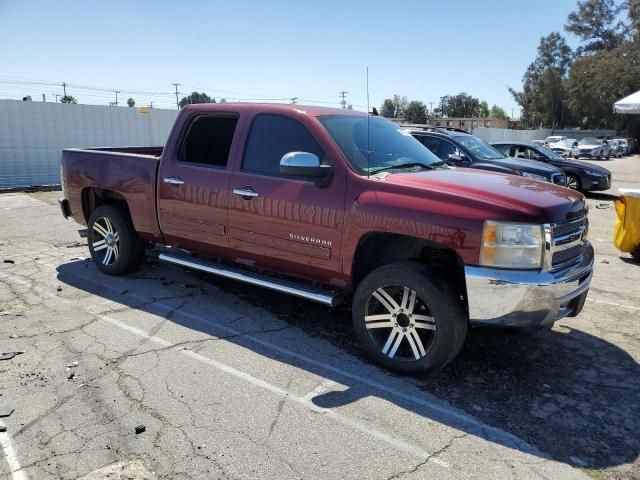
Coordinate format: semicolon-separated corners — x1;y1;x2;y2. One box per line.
549;216;587;269
552;217;587;238
552;244;583;266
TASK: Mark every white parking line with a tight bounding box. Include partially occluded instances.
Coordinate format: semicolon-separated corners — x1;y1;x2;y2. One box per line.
0;272;442;466
588;297;640;311
0;432;28;480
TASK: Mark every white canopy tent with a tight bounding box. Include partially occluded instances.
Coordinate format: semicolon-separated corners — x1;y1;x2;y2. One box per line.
614;90;640;114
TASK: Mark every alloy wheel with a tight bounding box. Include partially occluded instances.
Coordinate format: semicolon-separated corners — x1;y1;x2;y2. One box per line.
364;285;436;361
567;176;579;190
91;217;120;266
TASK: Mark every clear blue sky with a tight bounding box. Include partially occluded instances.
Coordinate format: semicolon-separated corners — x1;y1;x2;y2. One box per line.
0;0;582;115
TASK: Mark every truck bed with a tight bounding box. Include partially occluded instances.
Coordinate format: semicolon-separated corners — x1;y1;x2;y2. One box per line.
61;146;163;241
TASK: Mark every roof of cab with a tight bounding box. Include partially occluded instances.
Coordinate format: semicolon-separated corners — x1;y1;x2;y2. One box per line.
180;102;368;117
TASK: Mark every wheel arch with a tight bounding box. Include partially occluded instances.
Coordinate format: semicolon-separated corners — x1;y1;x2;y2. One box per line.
81;187;133;224
351;232;468;313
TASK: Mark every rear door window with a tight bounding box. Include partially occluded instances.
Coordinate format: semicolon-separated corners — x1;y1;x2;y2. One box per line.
493;144;511;157
242;114;323;176
180;115;239;167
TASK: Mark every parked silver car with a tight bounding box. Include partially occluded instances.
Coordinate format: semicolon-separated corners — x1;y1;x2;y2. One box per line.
574;137;611;160
609;140;624;158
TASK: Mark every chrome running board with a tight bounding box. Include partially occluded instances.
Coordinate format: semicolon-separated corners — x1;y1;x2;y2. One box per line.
158;253;340;307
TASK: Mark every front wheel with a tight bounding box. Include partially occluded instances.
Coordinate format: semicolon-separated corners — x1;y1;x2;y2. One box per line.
88;205;146;275
352;262;467;375
566;174;581;191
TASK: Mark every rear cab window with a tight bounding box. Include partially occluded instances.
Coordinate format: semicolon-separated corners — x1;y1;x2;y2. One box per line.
180;114;239;168
242;114;324;176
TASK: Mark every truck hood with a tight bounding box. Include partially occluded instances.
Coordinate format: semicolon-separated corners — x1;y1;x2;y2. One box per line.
380;168;586;224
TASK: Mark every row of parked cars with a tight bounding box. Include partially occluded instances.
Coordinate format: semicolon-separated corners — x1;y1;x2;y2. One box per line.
534;136;638;160
403;126;611;193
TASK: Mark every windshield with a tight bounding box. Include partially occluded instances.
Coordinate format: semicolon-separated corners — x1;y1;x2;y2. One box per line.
317;115;443;174
454;134;505;160
537;145;563;160
561;139;576;147
579;137;600;145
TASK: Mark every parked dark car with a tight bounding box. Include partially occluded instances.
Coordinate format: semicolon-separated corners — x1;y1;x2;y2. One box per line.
408;127;567;186
492;142;611;192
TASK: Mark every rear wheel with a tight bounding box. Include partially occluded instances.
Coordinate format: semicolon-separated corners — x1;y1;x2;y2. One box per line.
352;262;467;375
566;174;581;191
88;205;146;275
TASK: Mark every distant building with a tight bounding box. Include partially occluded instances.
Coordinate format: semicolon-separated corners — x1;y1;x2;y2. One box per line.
430;117;510;130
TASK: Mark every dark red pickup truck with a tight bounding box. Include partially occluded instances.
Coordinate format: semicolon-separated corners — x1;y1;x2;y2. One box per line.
60;103;593;373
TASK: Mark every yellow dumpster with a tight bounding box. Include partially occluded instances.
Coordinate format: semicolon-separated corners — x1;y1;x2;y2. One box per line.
614;188;640;260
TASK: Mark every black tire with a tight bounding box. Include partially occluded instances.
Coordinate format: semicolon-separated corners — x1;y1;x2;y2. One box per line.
632;247;640;263
566;174;582;191
88;205;146;275
352;262;467;375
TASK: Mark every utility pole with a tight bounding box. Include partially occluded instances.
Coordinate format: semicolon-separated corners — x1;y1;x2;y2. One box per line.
42;94;46;102
290;97;298;105
340;91;348;109
113;90;120;107
429;102;434;115
62;82;67;97
172;83;180;109
150;102;153;109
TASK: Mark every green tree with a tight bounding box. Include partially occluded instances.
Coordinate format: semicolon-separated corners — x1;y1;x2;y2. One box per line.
404;101;428;123
435;93;480;118
127;98;135;107
566;43;640;131
380;98;395;118
391;94;408;118
476;101;490;117
179;91;215;108
509;32;573;127
489;105;509;120
60;95;77;104
565;0;626;54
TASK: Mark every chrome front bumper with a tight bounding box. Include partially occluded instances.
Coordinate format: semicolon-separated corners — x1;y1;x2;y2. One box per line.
465;242;594;327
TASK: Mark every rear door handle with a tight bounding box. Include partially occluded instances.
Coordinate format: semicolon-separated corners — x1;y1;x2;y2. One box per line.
233;187;259;198
163;176;185;185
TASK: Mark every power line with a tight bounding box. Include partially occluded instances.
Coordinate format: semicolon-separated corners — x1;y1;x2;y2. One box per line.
172;83;180;110
340;91;348;109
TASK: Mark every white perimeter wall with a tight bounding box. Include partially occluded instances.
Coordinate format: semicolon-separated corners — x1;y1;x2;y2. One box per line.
0;100;178;189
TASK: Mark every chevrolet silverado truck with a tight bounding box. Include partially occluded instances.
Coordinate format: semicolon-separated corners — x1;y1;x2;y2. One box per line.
59;104;593;374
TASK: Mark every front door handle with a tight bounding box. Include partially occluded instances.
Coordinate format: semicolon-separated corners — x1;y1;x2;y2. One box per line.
164;176;185;185
233;187;259;198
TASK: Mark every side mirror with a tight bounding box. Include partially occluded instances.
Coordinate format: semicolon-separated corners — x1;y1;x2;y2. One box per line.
279;152;333;185
448;153;465;163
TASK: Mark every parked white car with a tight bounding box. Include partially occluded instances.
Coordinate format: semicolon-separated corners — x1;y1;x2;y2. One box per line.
545;135;567;147
549;139;578;158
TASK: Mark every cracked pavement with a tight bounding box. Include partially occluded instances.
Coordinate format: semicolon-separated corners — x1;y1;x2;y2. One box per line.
0;156;639;479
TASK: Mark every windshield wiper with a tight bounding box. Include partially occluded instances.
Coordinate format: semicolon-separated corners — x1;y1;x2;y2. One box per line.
370;162;440;174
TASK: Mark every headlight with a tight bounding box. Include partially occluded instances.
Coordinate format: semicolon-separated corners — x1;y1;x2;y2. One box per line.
520;171;548;182
585;169;604;176
480;221;544;269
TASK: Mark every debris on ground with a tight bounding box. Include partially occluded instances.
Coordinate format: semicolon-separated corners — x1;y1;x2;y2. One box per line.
66;361;79;368
0;403;15;417
56;285;62;292
0;351;24;361
602;260;610;264
135;425;146;434
0;423;6;432
8;334;20;339
596;203;611;209
3;259;15;264
68;371;76;380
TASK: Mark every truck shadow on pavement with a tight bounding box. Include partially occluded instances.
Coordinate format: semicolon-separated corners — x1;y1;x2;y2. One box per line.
57;260;639;472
